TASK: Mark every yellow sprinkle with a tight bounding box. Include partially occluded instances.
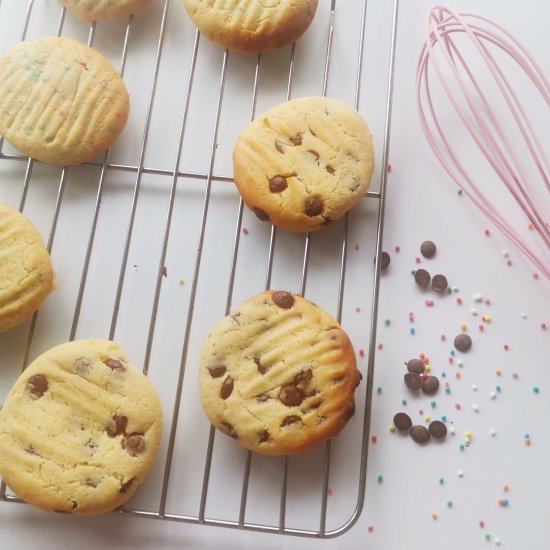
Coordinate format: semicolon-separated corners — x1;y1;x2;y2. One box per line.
465;431;472;439
425;364;431;372
178;277;185;285
389;425;396;432
460;323;468;331
424;415;431;422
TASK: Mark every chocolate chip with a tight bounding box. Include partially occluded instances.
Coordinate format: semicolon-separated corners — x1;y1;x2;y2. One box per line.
279;385;304;407
256;393;270;403
221;422;238;439
431;274;448;293
414;268;431;287
393;412;413;431
289;134;302;145
454;333;472;352
410;425;431;443
272;290;295;309
281;415;301;427
254;357;268;375
293;369;312;385
220;376;234;399
106;414;128;437
259;430;270;443
122;433;145;455
420;240;437;258
404;372;423;390
27;375;48;398
207;364;226;378
326;166;335;174
119;477;135;494
269;175;288;193
380;251;391;270
253;207;270;221
428;420;447;439
406;358;425;375
305;197;323;217
105;358;125;371
308;150;320;162
422;375;440;394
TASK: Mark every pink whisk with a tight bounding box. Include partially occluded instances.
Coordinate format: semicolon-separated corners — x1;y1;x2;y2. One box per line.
417;4;550;279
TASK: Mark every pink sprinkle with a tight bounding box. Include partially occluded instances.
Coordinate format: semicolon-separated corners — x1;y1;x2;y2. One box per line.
533;272;539;280
456;297;463;304
420;353;425;359
485;299;491;305
377;343;383;350
242;227;249;235
512;372;519;379
423;356;430;364
368;525;374;533
415;256;421;264
479;520;485;528
419;409;424;415
359;348;365;357
371;435;378;443
422;372;428;380
395;244;401;252
440;334;446;341
387;163;392;172
478;324;484;331
354;243;359;251
327;487;333;496
503;344;509;351
541;323;547;330
448;356;454;363
425;299;434;306
506;259;512;266
484;228;490;236
455;403;461;410
445;382;450;387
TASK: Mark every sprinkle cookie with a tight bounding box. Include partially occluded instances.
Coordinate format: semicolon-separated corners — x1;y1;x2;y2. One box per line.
183;0;319;54
59;0;152;21
199;290;360;456
0;203;54;332
0;340;163;514
0;37;129;166
233;97;375;232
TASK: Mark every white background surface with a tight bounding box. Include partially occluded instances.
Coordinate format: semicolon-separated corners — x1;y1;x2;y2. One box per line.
0;0;549;549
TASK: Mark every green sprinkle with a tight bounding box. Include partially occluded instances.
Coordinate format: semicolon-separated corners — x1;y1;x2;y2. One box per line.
447;287;453;294
457;188;463;195
411;269;417;275
384;319;391;326
431;400;437;408
377;474;383;482
401;398;407;405
376;386;382;394
485;533;491;541
445;387;451;394
438;477;444;484
447;500;453;507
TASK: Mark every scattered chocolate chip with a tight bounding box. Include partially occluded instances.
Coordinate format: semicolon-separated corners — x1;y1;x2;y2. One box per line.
221;422;238;439
289;134;302;146
220;376;234;400
27;375;48;398
414;268;431;287
326;166;335;174
119;477;135;493
71;500;78;510
380;251;391;270
106;414;128;437
279;385;304;407
404;372;423;390
254;357;268;375
259;430;270;443
454;333;472;352
253;207;270;221
422;375;440;394
269;175;288;193
431;274;448;293
122;433;145;455
272;290;295;309
105;358;125;371
410;425;431;443
393;412;413;431
428;420;447;439
281;415;301;427
420;240;437;258
207;364;226;378
308;150;320;162
305;197;323;216
293;369;312;385
406;358;425;375
256;393;270;403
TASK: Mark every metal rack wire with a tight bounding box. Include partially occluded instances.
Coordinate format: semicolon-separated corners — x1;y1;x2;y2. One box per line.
0;0;399;538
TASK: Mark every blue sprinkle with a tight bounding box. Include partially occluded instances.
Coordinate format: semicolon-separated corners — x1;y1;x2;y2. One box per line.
459;443;465;450
441;415;447;422
441;372;447;378
496;385;501;392
502;498;509;506
533;386;540;393
409;327;416;335
524;433;530;438
450;349;455;356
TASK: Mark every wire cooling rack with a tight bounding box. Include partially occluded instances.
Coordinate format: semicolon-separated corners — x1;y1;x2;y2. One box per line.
0;0;399;538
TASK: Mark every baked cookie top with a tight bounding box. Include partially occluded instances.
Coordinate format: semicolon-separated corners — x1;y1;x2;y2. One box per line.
59;0;152;21
0;36;129;166
233;96;375;232
183;0;318;54
0;339;163;515
0;203;54;332
200;291;360;456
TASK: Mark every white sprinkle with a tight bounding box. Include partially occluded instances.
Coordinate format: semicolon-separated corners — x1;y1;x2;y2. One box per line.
490;391;497;399
472;384;478;391
495;538;501;546
473;404;479;412
490;428;496;436
502;250;509;258
521;312;527;319
449;426;455;435
457;470;464;478
473;293;483;302
457;360;463;367
452;286;460;292
470;308;478;316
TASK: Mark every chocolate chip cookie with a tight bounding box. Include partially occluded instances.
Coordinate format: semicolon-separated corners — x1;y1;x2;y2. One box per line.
59;0;151;21
199;290;360;456
233;97;375;232
0;203;54;332
0;339;163;514
183;0;318;54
